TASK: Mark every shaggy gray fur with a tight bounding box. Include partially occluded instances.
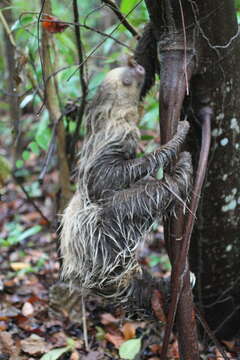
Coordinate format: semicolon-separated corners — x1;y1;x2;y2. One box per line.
60;65;192;302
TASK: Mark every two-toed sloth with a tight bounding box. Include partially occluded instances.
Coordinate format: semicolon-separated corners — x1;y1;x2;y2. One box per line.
60;61;192;307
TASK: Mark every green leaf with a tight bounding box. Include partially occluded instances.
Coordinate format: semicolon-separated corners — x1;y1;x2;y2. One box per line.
11;15;35;31
141;134;154;141
22;150;30;161
140;106;158;130
36;127;51;150
95;326;106;341
0;155;11;183
148;255;162;267
18;225;42;242
29;141;40;155
156;167;163;180
89;72;106;95
119;338;141;360
66;338;76;349
40;346;70;360
120;0;138;14
16;159;24;169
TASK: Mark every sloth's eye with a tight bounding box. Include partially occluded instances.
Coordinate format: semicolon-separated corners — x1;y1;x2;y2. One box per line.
122;76;133;86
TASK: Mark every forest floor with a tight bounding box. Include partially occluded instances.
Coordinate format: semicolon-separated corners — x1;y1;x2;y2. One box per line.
0;149;238;360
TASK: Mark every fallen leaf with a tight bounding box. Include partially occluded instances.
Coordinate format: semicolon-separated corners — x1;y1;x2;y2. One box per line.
0;331;16;355
168;339;179;359
149;344;161;353
121;322;136;340
82;351;104;360
222;339;235;352
40;346;71;360
0;321;7;331
105;333;125;348
70;350;80;360
119;338;141;360
10;262;30;271
0;306;20;320
21;334;46;355
22;302;34;317
100;313;119;325
151;289;166;323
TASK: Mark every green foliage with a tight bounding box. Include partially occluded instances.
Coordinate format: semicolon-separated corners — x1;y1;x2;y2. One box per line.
148;254;171;271
40;338;76;360
119;338;141;360
1;223;42;247
140;91;159;130
0;155;11;184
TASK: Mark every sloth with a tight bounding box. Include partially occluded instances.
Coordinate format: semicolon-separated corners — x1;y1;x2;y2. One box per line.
60;61;192;308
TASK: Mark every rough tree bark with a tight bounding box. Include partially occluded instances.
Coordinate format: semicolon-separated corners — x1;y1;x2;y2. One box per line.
143;0;240;351
187;1;240;341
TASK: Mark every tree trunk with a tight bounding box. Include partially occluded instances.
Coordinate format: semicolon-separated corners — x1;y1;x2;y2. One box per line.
188;0;240;340
142;0;240;351
1;0;21;164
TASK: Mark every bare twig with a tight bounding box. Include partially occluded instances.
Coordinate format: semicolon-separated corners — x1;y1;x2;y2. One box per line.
81;296;90;351
67;0;143;81
101;0;140;38
12;173;50;226
69;0;88;158
195;306;230;360
38;17;133;50
0;9;16;47
41;0;72;212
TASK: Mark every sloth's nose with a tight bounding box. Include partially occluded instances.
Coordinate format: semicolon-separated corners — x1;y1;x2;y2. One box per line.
135;64;145;76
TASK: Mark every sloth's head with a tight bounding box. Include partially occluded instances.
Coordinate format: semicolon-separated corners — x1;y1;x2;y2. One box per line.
97;62;145;107
86;62;146;133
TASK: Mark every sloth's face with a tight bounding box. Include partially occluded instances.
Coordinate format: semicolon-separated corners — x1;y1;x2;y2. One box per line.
121;64;145;88
102;64;145;105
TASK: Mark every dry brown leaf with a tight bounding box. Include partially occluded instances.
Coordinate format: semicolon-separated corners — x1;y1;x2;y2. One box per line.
22;302;34;317
0;321;7;331
149;344;161;353
20;334;46;355
100;313;119;325
105;333;125;348
70;350;80;360
0;331;16;355
10;262;30;271
121;322;136;340
151;289;166;323
222;339;235;352
168;340;179;359
21;212;41;223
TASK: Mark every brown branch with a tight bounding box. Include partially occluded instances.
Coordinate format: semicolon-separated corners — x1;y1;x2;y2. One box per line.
101;0;140;38
161;107;212;360
1;1;21;155
40;0;72;212
69;0;88;159
143;1;200;357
